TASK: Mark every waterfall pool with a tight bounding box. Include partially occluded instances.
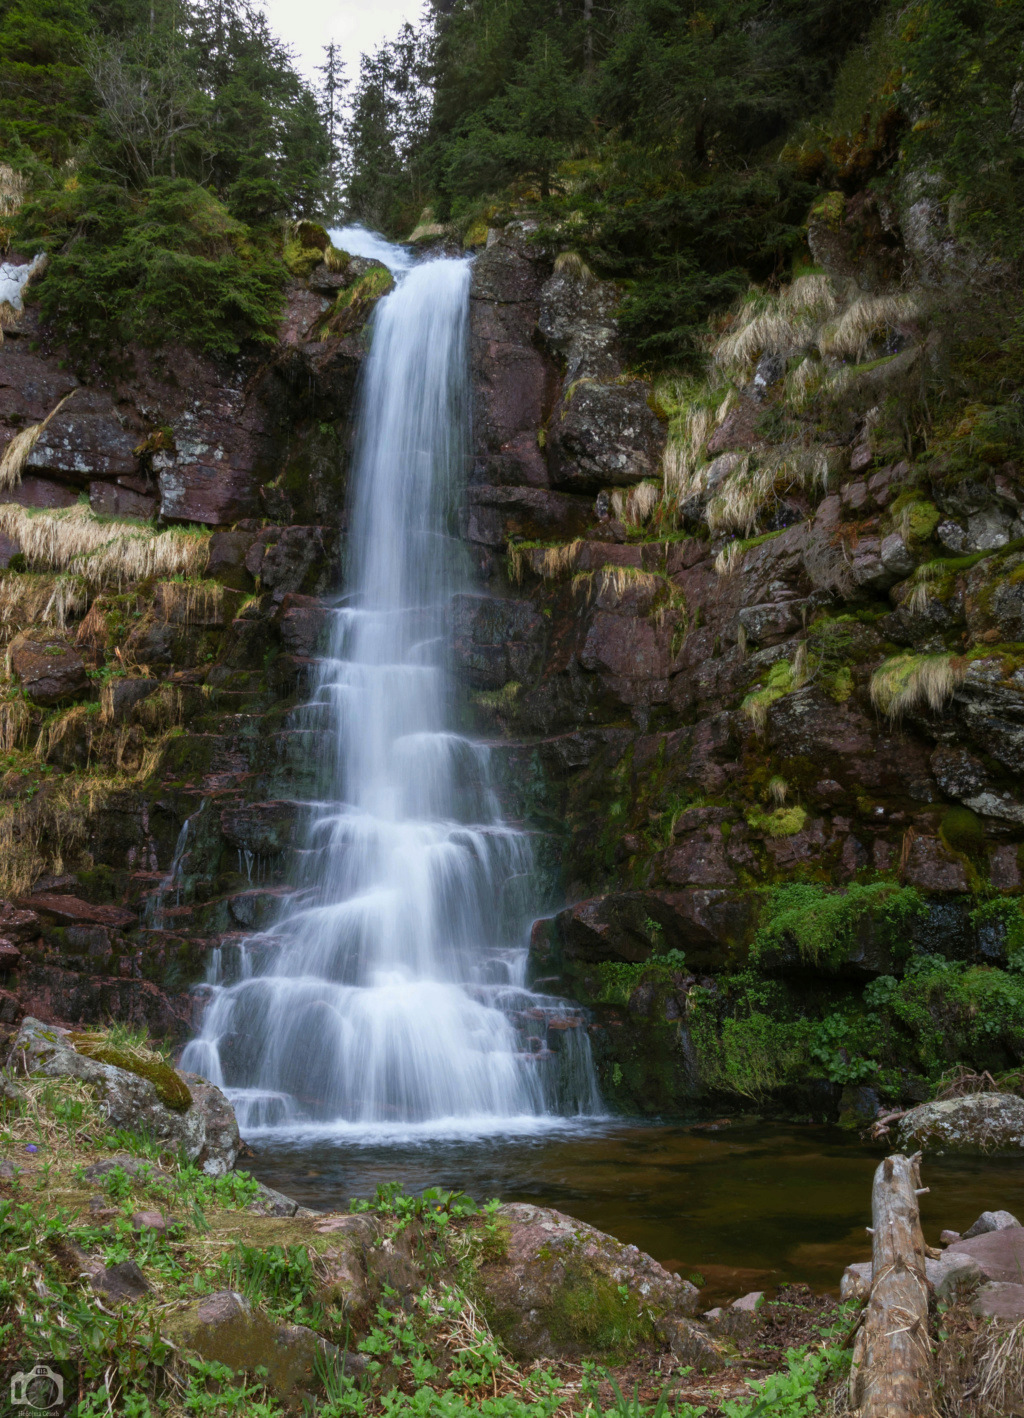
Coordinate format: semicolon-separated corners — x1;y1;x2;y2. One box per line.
243;1120;1024;1305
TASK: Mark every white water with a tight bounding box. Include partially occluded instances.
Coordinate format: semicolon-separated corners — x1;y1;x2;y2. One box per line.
182;236;602;1138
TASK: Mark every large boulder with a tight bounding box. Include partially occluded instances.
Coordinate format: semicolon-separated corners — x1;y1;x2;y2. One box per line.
8;630;90;706
478;1202;700;1361
549;380;665;493
9;1017;239;1176
897;1092;1024;1155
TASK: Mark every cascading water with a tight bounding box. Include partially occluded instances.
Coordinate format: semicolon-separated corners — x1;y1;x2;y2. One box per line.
182;233;602;1137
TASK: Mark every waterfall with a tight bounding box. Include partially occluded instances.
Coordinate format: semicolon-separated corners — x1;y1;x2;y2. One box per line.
182;234;602;1138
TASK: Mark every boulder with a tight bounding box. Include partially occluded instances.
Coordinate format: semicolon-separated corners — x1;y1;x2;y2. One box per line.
962;1209;1022;1239
10;1018;239;1175
92;1259;150;1302
477;1202;699;1361
8;631;89;706
897;1093;1024;1155
947;1226;1024;1284
842;1252;982;1303
206;529;258;590
169;1290;355;1400
971;1281;1024;1322
549;380;665;493
100;678;159;725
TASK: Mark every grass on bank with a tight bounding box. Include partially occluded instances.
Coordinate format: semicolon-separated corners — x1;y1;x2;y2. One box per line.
0;505;211;588
0;1037;858;1418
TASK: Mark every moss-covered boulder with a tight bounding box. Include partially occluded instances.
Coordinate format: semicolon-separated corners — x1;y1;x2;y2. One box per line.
11;1017;239;1175
477;1201;701;1362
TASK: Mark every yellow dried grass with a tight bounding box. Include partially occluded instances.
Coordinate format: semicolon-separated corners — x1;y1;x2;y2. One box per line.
869;653;966;719
818;292;918;361
0;504;210;587
553;250;594;282
713;540;746;576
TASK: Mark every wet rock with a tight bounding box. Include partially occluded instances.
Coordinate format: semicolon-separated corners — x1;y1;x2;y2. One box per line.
276;593;330;657
477;1202;699;1361
897;1092;1024;1154
100;677;159;725
88;479;157;520
15;895;135;930
92;1259;150;1302
950;659;1024;775
244;525;336;598
901;835;970;893
549;381;664;493
450;593;544;689
220;801;298;856
464;485;593;547
11;1018;237;1175
972;1281;1024;1322
961;1209;1022;1239
8;631;89;706
206;529;258;590
948;1227;1024;1284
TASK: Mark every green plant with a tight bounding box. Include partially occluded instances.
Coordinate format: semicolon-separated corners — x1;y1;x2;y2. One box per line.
752;882;925;969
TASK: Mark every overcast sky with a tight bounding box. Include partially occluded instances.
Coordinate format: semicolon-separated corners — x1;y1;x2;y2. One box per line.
259;0;423;84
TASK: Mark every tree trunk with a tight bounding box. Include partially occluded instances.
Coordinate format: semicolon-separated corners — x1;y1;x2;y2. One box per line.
850;1153;933;1418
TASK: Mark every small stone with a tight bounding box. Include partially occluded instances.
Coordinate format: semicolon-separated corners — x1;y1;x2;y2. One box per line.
730;1290;763;1313
655;1315;724;1372
948;1227;1024;1283
961;1209;1021;1239
130;1210;176;1236
197;1290;251;1326
92;1259;150;1301
971;1281;1024;1323
0;1158;16;1179
939;1230;961;1246
83;1155;163;1182
248;1181;300;1217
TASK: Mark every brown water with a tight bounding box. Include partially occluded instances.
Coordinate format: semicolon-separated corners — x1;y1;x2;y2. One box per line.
248;1121;1024;1305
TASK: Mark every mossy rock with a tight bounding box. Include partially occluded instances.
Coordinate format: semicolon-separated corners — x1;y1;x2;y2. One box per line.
72;1036;192;1111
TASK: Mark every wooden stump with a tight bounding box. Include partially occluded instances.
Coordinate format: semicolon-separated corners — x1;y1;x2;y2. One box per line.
850;1152;933;1418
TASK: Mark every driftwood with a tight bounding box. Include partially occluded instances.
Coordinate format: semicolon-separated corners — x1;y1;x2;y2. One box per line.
850;1152;934;1418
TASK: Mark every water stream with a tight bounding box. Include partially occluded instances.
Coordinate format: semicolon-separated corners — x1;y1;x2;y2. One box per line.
182;235;601;1135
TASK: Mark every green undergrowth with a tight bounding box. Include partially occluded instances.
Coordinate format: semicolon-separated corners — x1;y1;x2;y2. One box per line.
592;949;688;1005
752;882;926;969
689;953;1024;1104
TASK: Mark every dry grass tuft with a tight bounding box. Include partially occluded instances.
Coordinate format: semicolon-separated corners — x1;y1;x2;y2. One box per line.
0;504;210;587
713;276;841;374
553;250;594;282
714;540;746;576
0;163;28;218
706;444;838;537
323;245;349;273
572;565;662;606
818;292;919;362
0;391;77;491
869;653;966;719
507;538;583;585
0;696;32;754
767;775;789;807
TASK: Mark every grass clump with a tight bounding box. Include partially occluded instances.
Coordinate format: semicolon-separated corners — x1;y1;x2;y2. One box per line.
869;652;966;720
741;654;807;734
0;505;210;587
746;805;807;838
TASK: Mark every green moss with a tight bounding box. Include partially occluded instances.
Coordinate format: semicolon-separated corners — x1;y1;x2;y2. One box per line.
545;1268;657;1356
73;1036;193;1111
940;806;986;859
746;804;807;837
752;881;926;969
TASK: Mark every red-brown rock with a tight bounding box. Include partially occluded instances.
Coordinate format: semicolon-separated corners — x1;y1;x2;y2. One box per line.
8;631;90;705
16;895;136;929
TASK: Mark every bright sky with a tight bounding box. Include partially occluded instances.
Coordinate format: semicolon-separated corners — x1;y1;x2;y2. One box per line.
259;0;423;84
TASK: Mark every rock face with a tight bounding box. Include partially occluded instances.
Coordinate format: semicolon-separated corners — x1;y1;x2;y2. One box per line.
9;631;90;705
478;1201;700;1361
10;1017;239;1175
897;1094;1024;1155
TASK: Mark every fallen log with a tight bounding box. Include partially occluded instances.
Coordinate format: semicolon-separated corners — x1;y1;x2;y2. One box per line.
850;1152;933;1418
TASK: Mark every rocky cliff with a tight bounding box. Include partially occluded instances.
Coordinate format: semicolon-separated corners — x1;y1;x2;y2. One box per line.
2;203;1023;1125
456;208;1024;1120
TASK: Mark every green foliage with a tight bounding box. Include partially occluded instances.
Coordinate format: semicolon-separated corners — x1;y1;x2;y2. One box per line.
753;882;926;968
225;1241;319;1319
593;949;687;1005
19;178;285;359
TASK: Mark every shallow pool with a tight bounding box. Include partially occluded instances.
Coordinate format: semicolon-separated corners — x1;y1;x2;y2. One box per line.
245;1120;1024;1305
